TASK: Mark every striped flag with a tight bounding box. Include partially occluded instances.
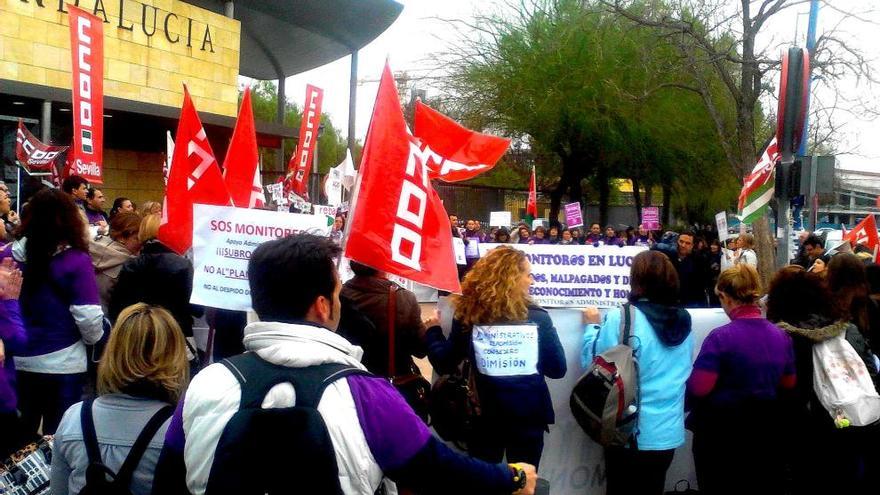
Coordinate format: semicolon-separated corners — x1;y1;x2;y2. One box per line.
738;137;779;224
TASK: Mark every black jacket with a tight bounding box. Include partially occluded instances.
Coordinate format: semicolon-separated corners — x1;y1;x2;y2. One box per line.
108;239;199;336
426;305;567;426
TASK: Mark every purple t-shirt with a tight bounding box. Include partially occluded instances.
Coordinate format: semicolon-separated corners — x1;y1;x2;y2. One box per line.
692;316;795;407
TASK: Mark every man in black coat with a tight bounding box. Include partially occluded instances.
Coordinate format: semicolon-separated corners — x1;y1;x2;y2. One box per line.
655;230;712;308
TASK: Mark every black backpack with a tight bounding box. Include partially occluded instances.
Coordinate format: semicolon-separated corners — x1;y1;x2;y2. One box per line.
204;352;371;495
78;399;173;495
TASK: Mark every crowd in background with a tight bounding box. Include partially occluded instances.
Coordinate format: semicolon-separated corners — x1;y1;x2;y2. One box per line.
2;175;880;495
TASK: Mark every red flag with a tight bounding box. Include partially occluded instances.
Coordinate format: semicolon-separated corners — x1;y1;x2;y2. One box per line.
344;64;460;293
843;215;879;253
527;166;537;219
413;101;510;182
159;86;232;254
223;87;261;208
286;84;324;199
15;120;68;174
67;5;104;184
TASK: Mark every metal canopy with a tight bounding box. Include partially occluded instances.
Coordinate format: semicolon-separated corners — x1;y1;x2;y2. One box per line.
188;0;404;80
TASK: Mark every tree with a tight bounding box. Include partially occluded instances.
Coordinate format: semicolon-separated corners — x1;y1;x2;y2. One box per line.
599;0;878;280
437;0;736;225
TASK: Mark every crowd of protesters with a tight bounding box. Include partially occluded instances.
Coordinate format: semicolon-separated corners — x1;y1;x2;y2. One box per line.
2;175;880;495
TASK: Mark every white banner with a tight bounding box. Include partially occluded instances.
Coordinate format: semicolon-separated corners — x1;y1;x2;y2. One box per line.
191;204;331;311
489;210;512;227
453;237;466;265
478;244;648;308
472;324;539;377
716;211;729;242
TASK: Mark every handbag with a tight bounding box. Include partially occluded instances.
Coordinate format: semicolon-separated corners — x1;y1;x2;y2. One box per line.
429;323;482;450
387;285;432;423
0;436;53;495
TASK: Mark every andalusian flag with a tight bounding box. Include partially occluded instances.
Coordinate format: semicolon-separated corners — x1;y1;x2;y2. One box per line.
738;137;779;224
525;165;537;225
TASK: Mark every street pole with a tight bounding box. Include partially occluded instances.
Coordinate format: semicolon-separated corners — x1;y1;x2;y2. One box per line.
798;0;820;230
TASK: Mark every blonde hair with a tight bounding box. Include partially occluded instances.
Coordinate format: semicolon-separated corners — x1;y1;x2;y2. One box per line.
716;264;762;304
139;213;161;242
139;200;162;218
98;303;189;403
739;233;755;249
453;245;530;327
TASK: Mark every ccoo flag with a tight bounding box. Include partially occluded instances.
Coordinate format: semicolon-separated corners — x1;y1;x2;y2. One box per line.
223;87;262;208
413;101;510;182
344;63;460;293
159;86;232;254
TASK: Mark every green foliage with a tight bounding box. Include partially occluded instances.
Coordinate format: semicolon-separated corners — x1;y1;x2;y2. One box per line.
440;0;741;223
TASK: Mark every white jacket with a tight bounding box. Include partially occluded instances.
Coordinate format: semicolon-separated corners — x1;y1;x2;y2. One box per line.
180;322;390;495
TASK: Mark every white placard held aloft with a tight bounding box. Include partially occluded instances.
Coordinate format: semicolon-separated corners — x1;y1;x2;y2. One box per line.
489;211;512;227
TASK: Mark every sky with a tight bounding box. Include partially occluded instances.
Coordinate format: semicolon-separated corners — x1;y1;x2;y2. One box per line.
273;0;880;171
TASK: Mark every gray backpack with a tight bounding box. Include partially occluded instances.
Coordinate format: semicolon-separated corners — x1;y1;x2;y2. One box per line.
570;303;640;447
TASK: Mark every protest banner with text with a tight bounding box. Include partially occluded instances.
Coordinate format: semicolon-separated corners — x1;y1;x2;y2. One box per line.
191;204;330;311
479;244;647;308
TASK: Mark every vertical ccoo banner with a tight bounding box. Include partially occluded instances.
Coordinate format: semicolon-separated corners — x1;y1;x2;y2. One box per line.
67;5;104;184
287;84;324;198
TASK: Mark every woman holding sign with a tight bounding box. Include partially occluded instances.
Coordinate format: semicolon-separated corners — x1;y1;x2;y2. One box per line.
426;246;567;468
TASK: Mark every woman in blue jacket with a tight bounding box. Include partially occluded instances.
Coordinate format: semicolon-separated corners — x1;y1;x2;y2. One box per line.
582;250;693;495
427;245;567;468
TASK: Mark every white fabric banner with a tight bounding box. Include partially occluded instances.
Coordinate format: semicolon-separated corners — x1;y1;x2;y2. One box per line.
324;164;344;206
478;244;648;308
191;204;330;311
472;324;539;377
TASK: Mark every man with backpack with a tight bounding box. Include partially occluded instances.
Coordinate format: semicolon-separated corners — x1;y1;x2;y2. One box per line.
152;234;537;495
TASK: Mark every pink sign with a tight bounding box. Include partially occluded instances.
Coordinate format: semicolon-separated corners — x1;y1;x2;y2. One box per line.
564;202;583;228
642;207;660;230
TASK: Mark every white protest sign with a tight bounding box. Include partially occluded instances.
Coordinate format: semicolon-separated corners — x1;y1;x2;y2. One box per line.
715;211;729;242
191;204;330;311
532;218;547;230
265;183;284;203
453;237;467;265
464;237;480;258
313;205;338;218
490;210;512;227
472;324;539;377
478;243;648;308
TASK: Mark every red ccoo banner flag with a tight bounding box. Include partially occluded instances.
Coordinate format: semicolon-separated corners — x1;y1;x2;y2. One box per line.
159;86;232;254
66;5;104;184
286;84;324;199
345;64;460;293
413;100;510;182
16;120;68;175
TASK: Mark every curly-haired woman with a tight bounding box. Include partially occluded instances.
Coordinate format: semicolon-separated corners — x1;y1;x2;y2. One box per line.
426;245;567;468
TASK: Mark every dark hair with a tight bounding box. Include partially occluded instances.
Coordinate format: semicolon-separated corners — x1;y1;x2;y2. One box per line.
248;234;341;323
629;251;679;305
496;227;510;240
827;253;870;332
866;264;880;295
62;175;89;194
110;197;132;217
17;189;89;279
590;223;600;229
86;187;101;200
679;230;696;239
803;234;823;248
766;267;836;326
110;212;141;242
350;260;378;277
